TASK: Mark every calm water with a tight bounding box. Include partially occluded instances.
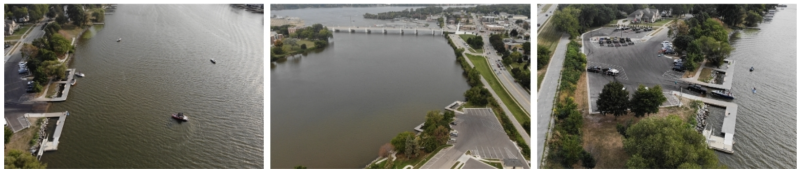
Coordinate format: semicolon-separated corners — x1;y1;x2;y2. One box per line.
41;5;264;168
707;5;797;168
270;7;470;169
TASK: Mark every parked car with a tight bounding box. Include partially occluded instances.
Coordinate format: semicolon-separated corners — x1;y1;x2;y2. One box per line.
587;66;602;73
673;65;685;72
674;59;683;64
687;84;707;94
26;81;35;92
606;69;619;76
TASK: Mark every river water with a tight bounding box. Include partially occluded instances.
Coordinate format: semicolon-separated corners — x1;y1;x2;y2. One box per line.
707;4;796;168
41;4;264;168
270;7;470;169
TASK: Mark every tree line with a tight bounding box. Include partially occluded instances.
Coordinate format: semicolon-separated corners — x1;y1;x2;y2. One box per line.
270;23;333;60
363;7;443;20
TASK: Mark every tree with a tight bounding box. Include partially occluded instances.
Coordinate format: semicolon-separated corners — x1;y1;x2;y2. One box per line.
597;81;629;119
744;10;762;27
282;38;298;49
466;69;481;87
300;44;307;50
92;10;105;22
522;42;530;55
4;150;47;169
55;15;68;25
271;47;284;55
432;125;449;147
313;40;327;48
537;44;551;70
692;36;733;67
67;5;87;27
629;85;666;117
559;134;582;166
623;115;722;169
552;7;581;39
12;6;28;22
509;29;518;37
464;86;490;106
717;4;745;27
581;151;596;169
390;131;415;154
555;97;578;120
4;126;12;144
49;34;71;55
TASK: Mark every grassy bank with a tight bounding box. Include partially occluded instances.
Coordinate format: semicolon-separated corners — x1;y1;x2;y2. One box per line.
465;54;530;128
5;24;33;40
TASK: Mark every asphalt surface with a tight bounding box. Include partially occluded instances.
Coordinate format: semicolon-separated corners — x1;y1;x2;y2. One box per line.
5;20;48;132
479;33;532;115
462;158;495;169
583;25;684;113
536;33;569;168
420;108;529;169
536;4;558;28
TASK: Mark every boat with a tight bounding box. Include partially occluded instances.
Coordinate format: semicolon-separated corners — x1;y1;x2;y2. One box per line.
750;66;754;72
117;38;121;42
711;90;735;99
753;87;757;94
75;72;85;77
210;59;216;64
70;79;76;86
171;112;189;121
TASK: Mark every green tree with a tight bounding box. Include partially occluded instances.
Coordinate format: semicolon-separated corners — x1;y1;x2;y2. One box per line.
405;134;415;158
522;42;530;55
4;126;12;144
552;7;581;39
12;6;28;21
300;44;307;50
282;38;298;49
67;4;86;27
49;34;71;55
466;69;481;87
623;115;722;169
555;97;578;120
629;85;667;117
509;29;518;37
559;134;582;167
717;4;745;27
4;149;47;169
55;15;68;25
271;47;284;55
744;10;762;27
692;36;733;67
464;86;490;106
537;44;551;70
390;131;415;154
597;81;629;119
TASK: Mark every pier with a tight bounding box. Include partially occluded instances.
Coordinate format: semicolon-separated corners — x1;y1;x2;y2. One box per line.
444;101;465;114
673;92;737;153
681;59;736;90
35;69;77;102
25;111;70;159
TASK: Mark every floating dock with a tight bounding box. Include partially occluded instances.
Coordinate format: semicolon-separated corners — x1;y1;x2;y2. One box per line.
673;92;736;153
25;111;69;159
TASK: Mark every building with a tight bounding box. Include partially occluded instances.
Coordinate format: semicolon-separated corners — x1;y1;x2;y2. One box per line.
485;24;504;31
629;8;660;23
288;27;298;35
461;25;476;30
481;16;496;22
270;31;284;45
5;20;18;36
510;15;528;21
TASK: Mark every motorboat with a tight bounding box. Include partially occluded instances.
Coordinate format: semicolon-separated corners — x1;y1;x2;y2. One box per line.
75;72;85;77
210;59;216;64
172;113;189;121
117;38;121;42
70;79;76;86
750;66;754;72
711;90;735;100
753;87;757;94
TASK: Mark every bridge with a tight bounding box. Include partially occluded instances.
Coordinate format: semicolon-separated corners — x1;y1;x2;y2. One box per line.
328;23;463;35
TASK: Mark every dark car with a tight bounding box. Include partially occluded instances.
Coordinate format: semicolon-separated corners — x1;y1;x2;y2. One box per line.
621;42;627;46
26;81;35;92
587;66;602;73
673;65;685;72
4;44;9;48
687;84;707;94
626;38;632;42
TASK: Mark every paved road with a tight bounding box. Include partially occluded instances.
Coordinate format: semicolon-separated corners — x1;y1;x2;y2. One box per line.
5;20;48;132
536;4;558;28
478;33;531;115
536;33;569;168
449;34;530;146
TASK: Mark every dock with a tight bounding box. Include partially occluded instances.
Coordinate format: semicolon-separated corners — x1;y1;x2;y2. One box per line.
25;111;70;159
35;69;77;102
444;101;465;114
681;60;736;90
673;92;736;153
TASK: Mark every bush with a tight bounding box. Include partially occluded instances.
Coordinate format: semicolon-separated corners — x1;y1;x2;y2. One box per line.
537;44;551;70
4;126;12;144
581;150;596;168
300;44;307;50
271;47;284;55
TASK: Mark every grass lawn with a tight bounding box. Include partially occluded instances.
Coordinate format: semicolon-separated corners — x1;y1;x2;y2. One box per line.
45;82;60;98
273;39;316;58
4;24;33;40
537;17;560;65
539;4;552;14
58;24;86;40
698;68;714;83
4;118;42;156
651;18;675;27
465;54;530;131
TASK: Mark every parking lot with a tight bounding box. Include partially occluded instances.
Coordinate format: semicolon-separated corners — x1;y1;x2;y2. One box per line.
584;26;683;113
421;108;528;169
